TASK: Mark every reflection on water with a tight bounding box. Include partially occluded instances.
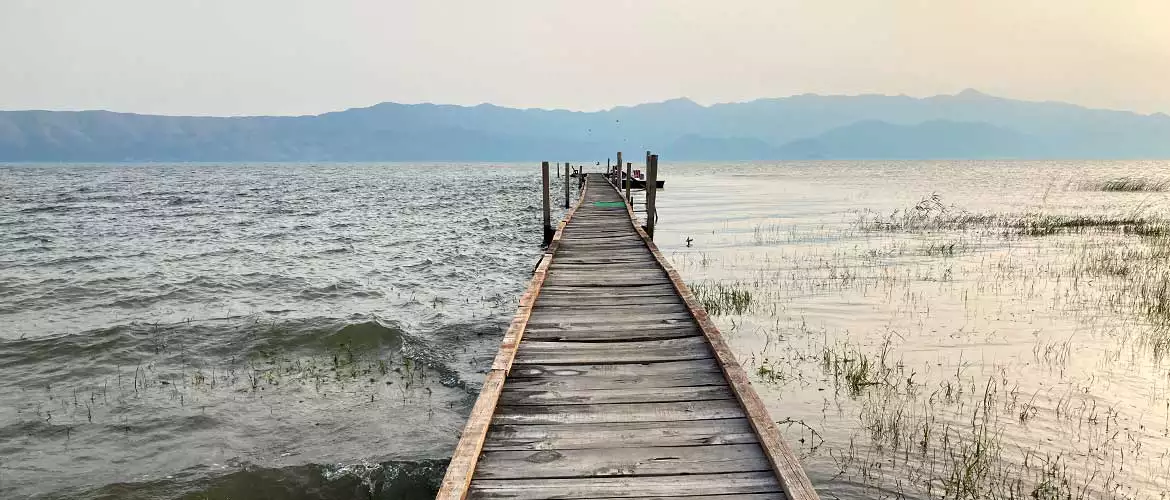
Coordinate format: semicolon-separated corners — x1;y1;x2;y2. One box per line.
655;160;1170;499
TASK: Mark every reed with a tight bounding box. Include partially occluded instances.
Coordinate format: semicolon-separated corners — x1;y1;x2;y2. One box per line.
1084;177;1170;192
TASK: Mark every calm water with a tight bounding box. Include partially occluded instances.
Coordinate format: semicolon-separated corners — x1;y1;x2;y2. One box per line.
4;161;1170;499
653;160;1170;499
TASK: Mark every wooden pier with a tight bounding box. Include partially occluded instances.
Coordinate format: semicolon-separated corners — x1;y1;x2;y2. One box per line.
438;169;818;499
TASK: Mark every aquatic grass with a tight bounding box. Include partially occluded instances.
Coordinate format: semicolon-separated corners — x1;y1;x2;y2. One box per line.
856;194;1166;238
817;335;1132;499
919;240;968;257
1083;177;1170;192
675;187;1170;499
690;281;754;316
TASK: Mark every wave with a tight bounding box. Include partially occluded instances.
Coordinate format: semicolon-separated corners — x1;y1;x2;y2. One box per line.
20;204;77;213
0;315;470;387
76;459;448;500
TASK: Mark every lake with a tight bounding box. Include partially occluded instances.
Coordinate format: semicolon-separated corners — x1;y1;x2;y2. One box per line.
2;161;1169;499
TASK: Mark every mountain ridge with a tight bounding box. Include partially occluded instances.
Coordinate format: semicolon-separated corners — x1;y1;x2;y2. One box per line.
3;90;1169;161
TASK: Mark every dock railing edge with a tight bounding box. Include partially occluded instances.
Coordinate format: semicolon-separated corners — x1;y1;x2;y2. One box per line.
610;181;821;500
435;177;590;500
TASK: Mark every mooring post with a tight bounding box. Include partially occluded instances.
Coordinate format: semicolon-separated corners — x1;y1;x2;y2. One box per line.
563;162;570;208
645;154;658;239
615;151;623;186
542;161;553;246
625;162;632;202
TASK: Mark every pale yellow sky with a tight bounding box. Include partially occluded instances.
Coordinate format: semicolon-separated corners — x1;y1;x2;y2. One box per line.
1;0;1167;115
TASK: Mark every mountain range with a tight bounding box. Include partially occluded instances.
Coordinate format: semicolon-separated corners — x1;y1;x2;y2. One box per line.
2;89;1169;161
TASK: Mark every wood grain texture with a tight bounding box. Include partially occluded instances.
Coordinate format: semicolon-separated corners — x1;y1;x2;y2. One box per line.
469;471;784;499
482;418;759;451
492;399;747;425
475;443;772;479
498;384;734;405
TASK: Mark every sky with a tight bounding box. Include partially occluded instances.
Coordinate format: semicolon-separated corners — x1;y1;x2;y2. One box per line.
1;0;1168;116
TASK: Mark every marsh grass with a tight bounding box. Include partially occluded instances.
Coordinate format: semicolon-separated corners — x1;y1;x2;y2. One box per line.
690;281;754;316
673;188;1170;499
1084;177;1170;192
857;194;1168;238
818;337;1128;499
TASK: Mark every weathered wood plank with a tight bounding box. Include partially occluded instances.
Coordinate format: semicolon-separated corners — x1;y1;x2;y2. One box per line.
498;384;734;405
542;278;674;288
526;311;695;326
503;369;727;391
585;495;785;500
513;337;712;365
531;302;689;312
492;399;746;425
508;359;723;380
482;418;759;451
538;285;680;296
522;325;699;342
532;295;683;307
468;471;783;499
475;443;772;479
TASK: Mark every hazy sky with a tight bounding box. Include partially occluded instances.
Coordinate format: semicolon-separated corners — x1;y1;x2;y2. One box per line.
2;0;1168;116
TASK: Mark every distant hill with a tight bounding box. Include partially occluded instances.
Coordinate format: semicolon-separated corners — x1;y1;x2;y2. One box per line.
2;89;1170;161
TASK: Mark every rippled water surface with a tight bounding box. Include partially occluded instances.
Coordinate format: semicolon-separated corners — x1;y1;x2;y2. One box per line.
0;163;566;499
6;161;1170;499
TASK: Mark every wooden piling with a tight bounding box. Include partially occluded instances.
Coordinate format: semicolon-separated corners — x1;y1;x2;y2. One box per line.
625;161;632;202
646;154;658;239
563;162;570;208
542;161;553;245
616;151;623;185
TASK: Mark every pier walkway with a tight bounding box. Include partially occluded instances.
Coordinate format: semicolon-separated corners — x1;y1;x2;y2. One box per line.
438;174;817;499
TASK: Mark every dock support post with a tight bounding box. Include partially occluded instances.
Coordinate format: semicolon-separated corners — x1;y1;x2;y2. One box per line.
542;161;553;246
563;162;570;208
645;154;659;239
615;151;622;186
624;162;632;202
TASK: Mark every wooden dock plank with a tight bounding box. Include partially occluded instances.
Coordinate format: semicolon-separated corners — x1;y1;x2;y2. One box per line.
468;471;784;499
441;174;814;500
528;303;690;318
513;337;713;365
482;418;760;451
492;400;746;425
503;368;726;391
498;384;734;405
474;443;772;479
522;326;699;342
